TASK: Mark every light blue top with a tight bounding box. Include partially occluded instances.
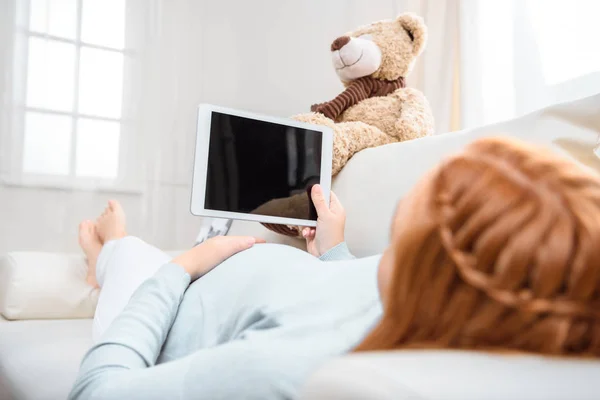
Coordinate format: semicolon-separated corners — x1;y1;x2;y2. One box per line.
69;243;382;400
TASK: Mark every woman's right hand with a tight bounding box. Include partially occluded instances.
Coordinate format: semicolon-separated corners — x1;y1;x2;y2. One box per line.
302;185;346;257
172;236;265;280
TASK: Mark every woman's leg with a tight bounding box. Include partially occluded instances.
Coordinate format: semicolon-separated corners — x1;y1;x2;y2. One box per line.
79;200;172;342
93;236;171;342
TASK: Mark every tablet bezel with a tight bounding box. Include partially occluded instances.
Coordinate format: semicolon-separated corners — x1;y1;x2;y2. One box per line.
190;104;333;227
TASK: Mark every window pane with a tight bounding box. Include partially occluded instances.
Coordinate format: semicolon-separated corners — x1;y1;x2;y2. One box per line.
76;119;120;178
23;112;72;175
78;47;124;118
81;0;125;49
29;0;77;39
26;37;75;111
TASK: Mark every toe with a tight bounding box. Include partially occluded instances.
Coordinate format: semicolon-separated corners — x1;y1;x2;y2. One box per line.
78;220;96;246
79;220;92;232
109;200;124;215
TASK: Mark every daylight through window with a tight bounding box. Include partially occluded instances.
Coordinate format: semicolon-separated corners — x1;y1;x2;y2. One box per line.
23;0;125;179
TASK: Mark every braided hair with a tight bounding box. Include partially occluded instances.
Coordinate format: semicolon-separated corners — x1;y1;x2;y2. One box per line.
356;137;600;356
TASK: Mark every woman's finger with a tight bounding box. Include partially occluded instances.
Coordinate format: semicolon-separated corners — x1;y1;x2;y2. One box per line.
219;236;260;253
302;228;316;241
235;236;256;249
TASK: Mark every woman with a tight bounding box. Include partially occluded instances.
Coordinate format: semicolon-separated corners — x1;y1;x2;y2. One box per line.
70;137;600;400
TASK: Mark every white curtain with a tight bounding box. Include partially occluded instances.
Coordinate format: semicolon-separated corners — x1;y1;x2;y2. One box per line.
459;0;600;129
399;0;460;134
399;0;600;133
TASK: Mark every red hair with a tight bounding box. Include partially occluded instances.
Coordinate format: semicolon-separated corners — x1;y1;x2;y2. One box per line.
356;137;600;356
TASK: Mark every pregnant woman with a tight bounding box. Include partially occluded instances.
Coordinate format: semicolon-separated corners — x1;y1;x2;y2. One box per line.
70;137;600;400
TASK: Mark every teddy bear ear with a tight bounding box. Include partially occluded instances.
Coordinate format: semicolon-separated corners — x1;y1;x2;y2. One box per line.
396;12;427;56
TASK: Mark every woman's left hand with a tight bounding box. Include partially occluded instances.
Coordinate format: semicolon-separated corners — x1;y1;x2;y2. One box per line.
172;236;266;280
302;185;346;257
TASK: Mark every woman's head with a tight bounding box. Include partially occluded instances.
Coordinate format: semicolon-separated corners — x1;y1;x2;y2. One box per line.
361;137;600;356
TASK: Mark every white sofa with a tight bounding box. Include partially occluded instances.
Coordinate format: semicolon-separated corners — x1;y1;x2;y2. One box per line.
1;94;599;400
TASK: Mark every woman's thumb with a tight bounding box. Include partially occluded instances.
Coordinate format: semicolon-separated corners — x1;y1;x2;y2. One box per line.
311;185;328;215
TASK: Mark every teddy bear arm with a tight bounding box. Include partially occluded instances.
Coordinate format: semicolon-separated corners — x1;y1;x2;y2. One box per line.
393;88;435;141
332;120;392;176
292;112;336;128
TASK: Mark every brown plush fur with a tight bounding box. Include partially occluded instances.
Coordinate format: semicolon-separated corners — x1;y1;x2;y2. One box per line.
294;12;434;176
258;13;435;236
370;13;429;80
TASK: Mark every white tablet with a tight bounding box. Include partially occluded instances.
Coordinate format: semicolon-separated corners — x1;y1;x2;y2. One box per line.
190;104;333;227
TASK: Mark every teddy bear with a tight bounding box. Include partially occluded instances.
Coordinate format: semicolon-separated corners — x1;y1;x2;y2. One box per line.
256;12;435;236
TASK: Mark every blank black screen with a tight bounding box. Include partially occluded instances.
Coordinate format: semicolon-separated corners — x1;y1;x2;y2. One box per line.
205;112;323;220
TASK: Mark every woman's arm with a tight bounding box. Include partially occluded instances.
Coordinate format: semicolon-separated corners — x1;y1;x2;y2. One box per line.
71;317;288;399
69;263;190;399
70;235;265;400
319;242;355;261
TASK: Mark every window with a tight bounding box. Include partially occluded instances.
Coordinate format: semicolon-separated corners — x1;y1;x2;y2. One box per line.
527;0;600;85
5;0;139;190
463;0;600;129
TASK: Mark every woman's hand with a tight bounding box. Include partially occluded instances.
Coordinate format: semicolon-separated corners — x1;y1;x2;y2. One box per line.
302;185;346;257
172;236;265;280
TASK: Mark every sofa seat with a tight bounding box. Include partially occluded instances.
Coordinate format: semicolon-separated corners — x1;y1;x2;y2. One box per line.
0;317;92;400
1;93;599;400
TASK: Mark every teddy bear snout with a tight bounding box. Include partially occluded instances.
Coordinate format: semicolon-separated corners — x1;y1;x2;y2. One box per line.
331;36;351;52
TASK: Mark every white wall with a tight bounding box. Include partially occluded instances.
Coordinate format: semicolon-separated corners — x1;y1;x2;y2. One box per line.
0;0;407;254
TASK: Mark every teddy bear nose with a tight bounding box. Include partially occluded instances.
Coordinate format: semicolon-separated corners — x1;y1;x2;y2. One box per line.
330;36;351;52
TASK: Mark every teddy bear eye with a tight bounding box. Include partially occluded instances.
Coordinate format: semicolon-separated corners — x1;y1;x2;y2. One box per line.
358;34;373;41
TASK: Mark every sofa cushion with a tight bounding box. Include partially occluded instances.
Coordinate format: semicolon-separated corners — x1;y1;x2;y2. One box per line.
299;350;600;400
0;252;99;320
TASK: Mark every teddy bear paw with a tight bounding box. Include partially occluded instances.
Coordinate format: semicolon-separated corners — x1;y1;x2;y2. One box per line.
292;112;335;127
310;103;324;112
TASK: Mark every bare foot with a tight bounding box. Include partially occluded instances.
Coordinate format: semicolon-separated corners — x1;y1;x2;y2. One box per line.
96;200;127;243
79;220;102;288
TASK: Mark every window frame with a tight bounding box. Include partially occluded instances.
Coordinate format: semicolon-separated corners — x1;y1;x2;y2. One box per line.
1;0;144;194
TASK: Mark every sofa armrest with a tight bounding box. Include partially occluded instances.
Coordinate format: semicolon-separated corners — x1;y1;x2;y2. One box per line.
0;252;99;320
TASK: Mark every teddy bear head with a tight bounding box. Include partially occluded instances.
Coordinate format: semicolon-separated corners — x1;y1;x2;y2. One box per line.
330;12;427;83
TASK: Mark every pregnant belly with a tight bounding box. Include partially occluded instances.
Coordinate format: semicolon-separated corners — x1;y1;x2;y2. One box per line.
162;243;381;362
161;244;323;360
189;243;322;300
226;243;316;265
214;243;319;277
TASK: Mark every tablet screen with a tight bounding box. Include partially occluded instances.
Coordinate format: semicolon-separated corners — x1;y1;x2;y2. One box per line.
205;111;323;220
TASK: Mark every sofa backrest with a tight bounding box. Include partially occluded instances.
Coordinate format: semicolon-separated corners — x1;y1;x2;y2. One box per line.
334;93;600;257
229;93;600;256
